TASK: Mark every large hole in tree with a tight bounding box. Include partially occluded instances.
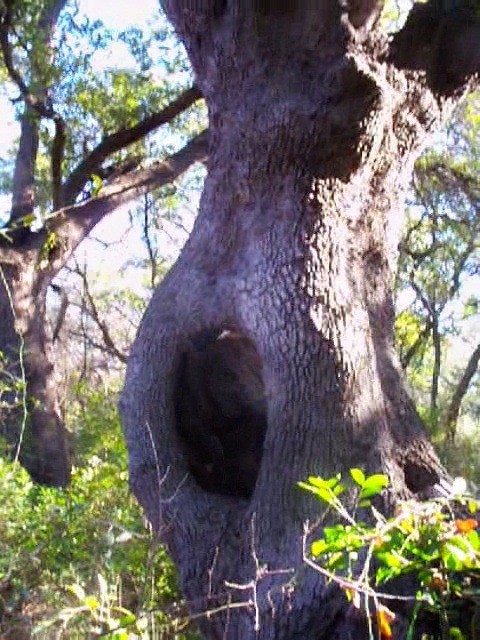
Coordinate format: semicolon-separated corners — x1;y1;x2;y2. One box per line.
175;329;267;498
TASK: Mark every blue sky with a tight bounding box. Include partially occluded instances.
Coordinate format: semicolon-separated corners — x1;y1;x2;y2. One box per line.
79;0;157;29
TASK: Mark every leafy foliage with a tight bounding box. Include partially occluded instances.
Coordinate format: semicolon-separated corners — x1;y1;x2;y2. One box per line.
0;382;198;639
300;471;480;640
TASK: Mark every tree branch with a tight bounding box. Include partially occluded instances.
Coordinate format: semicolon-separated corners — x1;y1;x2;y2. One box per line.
443;341;480;442
0;0;67;117
401;319;432;370
0;241;21;264
61;86;202;206
431;317;441;415
39;130;209;279
429;162;480;205
390;0;480;94
409;272;434;319
141;194;159;289
50;283;70;342
74;265;128;364
9;106;40;226
52;118;67;211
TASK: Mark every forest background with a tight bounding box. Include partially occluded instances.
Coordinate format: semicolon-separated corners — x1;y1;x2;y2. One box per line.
0;0;478;637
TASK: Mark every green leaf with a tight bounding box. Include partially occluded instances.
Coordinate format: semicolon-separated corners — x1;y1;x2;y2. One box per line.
68;584;86;601
325;551;347;570
311;539;329;556
91;174;103;196
117;614;136;626
443;541;470;571
468;499;479;514
297;482;337;505
350;468;366;487
376;566;396;585
325;473;343;488
466;529;479;550
333;483;346;497
375;551;406;569
359;474;389;499
307;475;337;489
84;596;100;610
323;525;346;542
358;499;372;508
22;213;36;228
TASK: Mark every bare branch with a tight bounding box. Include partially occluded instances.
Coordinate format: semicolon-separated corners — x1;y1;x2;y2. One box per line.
39;130;209;279
401;320;432;370
141;194;159;290
74;265;128;364
409;272;434;319
62;86;203;205
50;283;70;342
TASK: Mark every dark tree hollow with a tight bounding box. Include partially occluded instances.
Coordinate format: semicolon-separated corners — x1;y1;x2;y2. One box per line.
175;328;267;499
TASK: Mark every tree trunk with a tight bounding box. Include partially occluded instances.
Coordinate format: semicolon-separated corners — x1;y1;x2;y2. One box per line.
0;253;70;486
11;107;39;224
120;3;479;638
443;341;480;443
431;315;441;421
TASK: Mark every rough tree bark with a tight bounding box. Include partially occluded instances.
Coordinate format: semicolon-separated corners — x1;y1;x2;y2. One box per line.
120;1;479;638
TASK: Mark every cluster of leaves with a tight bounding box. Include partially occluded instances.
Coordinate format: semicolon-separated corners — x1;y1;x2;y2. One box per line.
0;382;198;639
300;470;480;640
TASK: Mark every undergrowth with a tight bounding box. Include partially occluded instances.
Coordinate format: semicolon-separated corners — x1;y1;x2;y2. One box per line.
0;382;198;639
300;470;480;640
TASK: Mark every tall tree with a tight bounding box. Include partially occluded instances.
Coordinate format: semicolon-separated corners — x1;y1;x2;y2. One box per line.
120;2;480;638
0;0;207;485
396;98;480;442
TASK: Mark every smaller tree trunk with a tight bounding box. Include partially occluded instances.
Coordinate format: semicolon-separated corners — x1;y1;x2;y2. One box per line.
443;341;480;443
431;315;441;419
10;107;39;224
0;257;69;486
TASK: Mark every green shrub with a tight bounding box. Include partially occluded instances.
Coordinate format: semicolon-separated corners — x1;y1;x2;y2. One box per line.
0;382;198;639
300;470;480;640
